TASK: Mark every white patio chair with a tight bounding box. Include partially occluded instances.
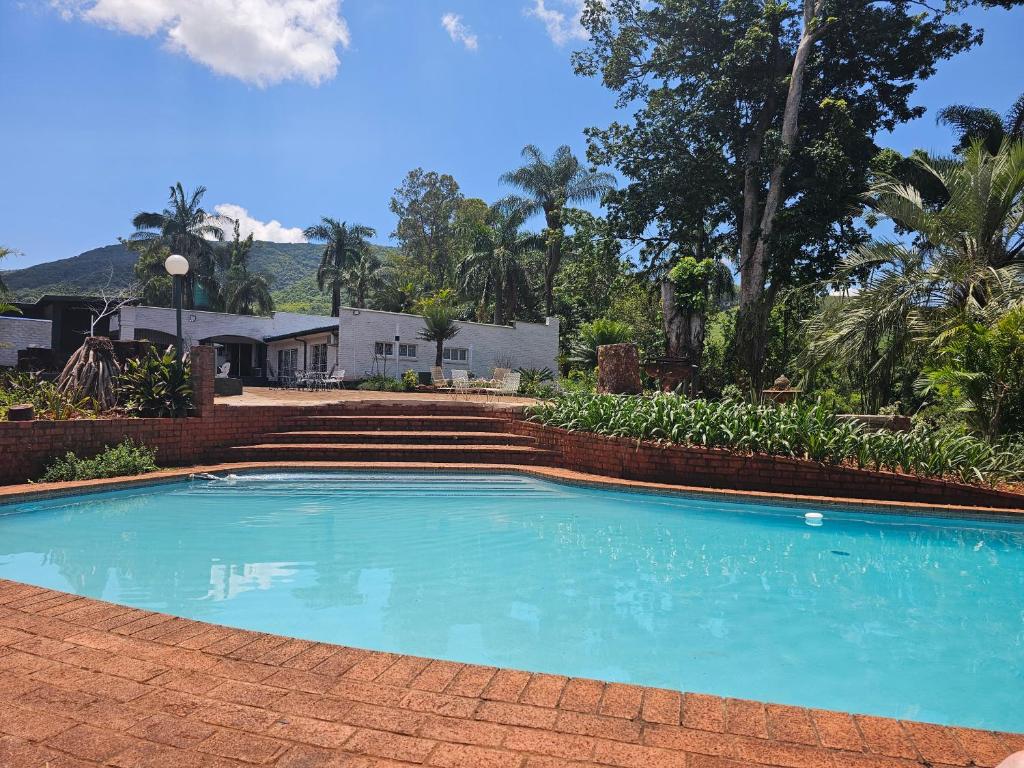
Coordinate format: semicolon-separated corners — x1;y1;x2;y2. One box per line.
327;369;346;389
490;371;521;399
216;362;231;378
450;369;471;399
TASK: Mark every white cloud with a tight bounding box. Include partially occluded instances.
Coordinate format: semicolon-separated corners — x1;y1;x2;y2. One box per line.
51;0;350;87
441;12;478;51
214;204;307;243
525;0;588;46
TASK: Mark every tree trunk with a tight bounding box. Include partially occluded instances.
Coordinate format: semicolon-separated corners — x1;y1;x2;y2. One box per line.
661;281;706;368
543;207;562;317
494;275;505;326
735;0;824;391
435;340;444;368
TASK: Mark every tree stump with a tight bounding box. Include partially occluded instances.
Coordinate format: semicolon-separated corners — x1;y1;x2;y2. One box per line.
7;404;34;421
598;343;643;395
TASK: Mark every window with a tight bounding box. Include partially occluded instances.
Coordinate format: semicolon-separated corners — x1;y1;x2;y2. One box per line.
398;343;417;358
374;341;394;356
311;343;328;372
442;347;468;362
277;348;298;379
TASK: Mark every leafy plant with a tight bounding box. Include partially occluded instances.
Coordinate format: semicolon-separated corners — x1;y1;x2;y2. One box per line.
40;439;158;482
570;318;633;368
357;375;405;392
516;367;555;397
528;393;1024;486
402;369;420;391
118;350;193;417
0;371;95;421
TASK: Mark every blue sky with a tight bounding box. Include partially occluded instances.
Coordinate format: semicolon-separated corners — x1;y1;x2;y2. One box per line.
1;1;1022;270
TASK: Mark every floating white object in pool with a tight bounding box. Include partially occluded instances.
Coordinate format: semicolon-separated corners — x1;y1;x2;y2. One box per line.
804;511;824;527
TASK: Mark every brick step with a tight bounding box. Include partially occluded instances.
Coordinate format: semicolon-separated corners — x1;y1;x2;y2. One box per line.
286;415;510;432
261;430;537;446
223;443;557;464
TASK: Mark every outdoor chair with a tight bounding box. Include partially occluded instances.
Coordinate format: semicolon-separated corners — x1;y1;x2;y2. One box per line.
327;369;346;389
216;362;231;378
431;366;452;390
490;371;521;399
451;369;471;399
490;368;511;386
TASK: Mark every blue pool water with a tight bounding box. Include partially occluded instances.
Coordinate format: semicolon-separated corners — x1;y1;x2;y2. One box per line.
0;471;1022;731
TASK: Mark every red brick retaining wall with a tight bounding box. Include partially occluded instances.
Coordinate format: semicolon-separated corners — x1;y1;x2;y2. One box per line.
510;420;1024;510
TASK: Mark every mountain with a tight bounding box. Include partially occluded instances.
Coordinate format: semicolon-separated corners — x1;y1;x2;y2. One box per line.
2;241;397;314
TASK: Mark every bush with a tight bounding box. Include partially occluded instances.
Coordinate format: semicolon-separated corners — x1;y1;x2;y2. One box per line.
570;318;634;368
119;349;192;417
402;369;419;391
0;371;95;420
357;375;405;392
40;439;158;482
528;393;1024;486
517;367;555;397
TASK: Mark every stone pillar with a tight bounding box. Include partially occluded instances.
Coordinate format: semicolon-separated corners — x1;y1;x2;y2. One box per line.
190;345;216;418
598;343;643;395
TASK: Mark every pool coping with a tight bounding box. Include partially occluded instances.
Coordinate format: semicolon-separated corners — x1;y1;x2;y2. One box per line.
2;460;1024;520
0;577;1021;768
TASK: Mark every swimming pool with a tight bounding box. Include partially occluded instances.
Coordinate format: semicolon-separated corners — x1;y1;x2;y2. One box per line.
0;471;1021;731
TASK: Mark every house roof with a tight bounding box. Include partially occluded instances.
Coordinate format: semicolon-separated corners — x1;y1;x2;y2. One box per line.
262;324;337;343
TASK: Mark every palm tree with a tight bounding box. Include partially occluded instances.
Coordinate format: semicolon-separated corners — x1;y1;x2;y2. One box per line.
458;201;540;326
130;183;224;309
343;249;388;308
303;218;376;316
0;246;20;314
223;221;274;315
938;94;1024;154
804;140;1024;410
501;144;616;316
417;304;460;367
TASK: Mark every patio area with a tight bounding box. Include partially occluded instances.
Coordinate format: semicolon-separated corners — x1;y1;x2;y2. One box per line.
216;387;538;406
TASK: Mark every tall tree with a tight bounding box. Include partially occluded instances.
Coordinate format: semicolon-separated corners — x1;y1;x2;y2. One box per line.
458;200;541;325
938;93;1024;154
343;249;388;309
389;169;464;290
575;0;1014;389
303;218;376;317
130;183;224;310
501;145;615;317
223;221;275;315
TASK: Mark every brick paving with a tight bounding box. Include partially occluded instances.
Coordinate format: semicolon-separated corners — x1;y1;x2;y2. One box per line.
0;578;1021;768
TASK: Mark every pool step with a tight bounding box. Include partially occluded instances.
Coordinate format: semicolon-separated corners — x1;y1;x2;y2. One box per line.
286;415;511;432
223;443;557;464
262;430;536;446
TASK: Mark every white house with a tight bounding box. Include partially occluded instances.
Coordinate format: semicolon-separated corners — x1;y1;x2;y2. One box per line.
0;316;52;368
113;304;559;382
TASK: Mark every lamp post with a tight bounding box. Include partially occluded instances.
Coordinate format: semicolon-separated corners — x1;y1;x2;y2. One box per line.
164;254;189;361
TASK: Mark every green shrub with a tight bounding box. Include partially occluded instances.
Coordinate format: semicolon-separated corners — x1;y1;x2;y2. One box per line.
528;393;1024;486
517;367;555;397
40;439;158;482
119;350;192;417
570;318;633;368
402;369;420;391
0;371;96;420
357;375;404;392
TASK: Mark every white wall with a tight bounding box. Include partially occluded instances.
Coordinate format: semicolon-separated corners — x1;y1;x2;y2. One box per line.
116;306;331;349
336;307;559;380
0;317;52;367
